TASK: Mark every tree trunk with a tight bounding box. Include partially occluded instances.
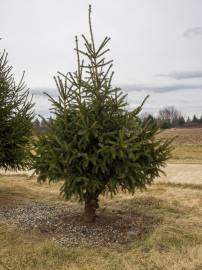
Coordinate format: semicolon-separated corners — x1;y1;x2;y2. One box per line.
84;192;99;222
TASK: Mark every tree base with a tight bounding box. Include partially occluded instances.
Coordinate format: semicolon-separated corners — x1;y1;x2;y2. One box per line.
84;193;99;223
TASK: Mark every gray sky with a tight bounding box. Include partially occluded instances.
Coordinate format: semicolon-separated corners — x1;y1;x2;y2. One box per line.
0;0;202;117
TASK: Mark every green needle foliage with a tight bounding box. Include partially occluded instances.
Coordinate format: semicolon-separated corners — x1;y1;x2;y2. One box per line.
0;47;34;170
31;6;172;222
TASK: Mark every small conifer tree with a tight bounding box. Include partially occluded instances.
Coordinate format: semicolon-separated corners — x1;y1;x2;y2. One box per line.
0;47;34;170
31;6;171;222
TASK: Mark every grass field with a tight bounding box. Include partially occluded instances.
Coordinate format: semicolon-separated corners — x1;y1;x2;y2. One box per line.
1;128;202;270
158;128;202;163
1;175;202;270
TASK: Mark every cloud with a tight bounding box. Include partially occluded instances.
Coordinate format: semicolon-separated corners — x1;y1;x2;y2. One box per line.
156;71;202;80
122;84;202;93
31;84;202;96
30;87;57;97
183;27;202;38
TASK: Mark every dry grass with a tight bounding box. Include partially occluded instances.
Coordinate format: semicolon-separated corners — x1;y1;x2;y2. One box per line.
159;128;202;145
158;128;202;163
1;127;202;269
1;175;202;270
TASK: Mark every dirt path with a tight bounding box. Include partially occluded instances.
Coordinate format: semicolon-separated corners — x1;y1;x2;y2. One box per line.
1;164;202;185
158;163;202;185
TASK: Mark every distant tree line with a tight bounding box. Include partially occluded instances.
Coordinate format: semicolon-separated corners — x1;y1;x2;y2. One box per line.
141;106;202;129
33;118;47;134
33;106;202;133
33;117;55;134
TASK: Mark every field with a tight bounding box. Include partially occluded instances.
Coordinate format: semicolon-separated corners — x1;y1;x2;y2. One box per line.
1;128;202;270
158;128;202;163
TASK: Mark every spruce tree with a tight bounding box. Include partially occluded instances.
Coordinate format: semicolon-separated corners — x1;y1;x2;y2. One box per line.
0;48;34;170
31;6;171;222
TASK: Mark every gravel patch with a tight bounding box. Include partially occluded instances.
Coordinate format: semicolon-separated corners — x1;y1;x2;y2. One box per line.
0;202;160;248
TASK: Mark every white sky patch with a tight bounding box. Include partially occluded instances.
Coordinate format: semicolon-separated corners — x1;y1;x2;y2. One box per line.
183;27;202;38
1;0;202;117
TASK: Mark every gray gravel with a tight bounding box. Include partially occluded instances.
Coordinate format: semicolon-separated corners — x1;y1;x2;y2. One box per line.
0;202;159;247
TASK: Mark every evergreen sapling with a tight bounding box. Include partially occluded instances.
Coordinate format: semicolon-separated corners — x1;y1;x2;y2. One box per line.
0;46;34;170
31;6;172;222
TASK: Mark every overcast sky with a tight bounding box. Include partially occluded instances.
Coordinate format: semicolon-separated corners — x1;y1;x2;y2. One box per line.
0;0;202;117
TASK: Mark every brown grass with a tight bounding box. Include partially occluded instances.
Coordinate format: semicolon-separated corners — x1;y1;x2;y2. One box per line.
158;128;202;163
1;127;202;269
1;175;202;269
159;128;202;145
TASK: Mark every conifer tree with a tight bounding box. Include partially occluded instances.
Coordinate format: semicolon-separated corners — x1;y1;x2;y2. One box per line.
31;6;171;222
0;47;34;170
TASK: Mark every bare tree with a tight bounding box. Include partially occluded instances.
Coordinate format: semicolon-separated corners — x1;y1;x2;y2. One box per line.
158;106;182;123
